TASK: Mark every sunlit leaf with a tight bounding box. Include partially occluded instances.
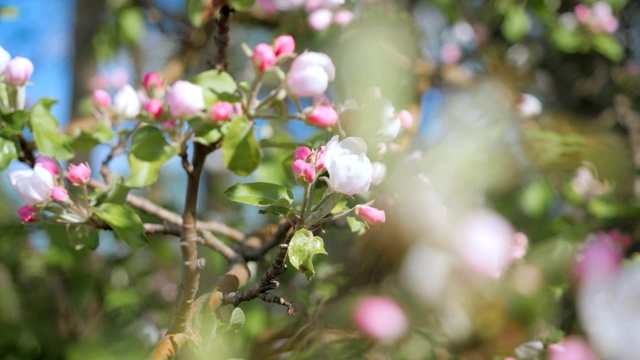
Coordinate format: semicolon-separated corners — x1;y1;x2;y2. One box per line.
93;203;149;248
222;116;262;176
224;182;293;206
288;229;327;280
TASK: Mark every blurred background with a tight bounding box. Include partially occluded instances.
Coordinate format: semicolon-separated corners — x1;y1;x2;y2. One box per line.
1;0;640;358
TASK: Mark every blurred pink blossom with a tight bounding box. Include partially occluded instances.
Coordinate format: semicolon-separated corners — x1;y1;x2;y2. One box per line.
354;297;407;341
548;337;599;360
309;9;333;30
6;56;34;86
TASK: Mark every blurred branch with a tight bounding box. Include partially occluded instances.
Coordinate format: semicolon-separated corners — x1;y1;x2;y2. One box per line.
143;223;182;236
198;229;239;262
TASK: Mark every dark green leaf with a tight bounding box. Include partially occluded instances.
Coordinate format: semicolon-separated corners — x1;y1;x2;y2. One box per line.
126;142;180;188
0;110;29;136
222;117;262;176
0;137;18;170
130;126;169;161
224;182;293;206
93;203;149;248
30;98;75;160
304;191;343;226
288;229;327;280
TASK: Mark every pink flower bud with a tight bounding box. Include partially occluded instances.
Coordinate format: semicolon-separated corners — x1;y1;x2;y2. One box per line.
145;98;163;119
5;56;34;86
307;105;339;127
314;146;326;170
292;159;316;182
574;4;591;23
252;43;277;71
287;52;335;98
333;9;354;26
309;9;333;30
167;80;205;118
18;205;38;223
294;146;312;161
274;35;296;57
0;46;10;74
354;297;407;341
93;89;111;108
35;155;60;175
398;110;413;129
161;119;176;130
511;232;528;260
211;101;234;122
548;337;598;360
357;205;386;225
143;71;163;91
51;186;69;202
68;163;91;184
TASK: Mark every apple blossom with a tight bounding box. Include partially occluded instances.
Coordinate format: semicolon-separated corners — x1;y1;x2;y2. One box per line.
18;205;38;223
307;105;338;127
324;136;374;195
548;337;598;360
5;56;34;86
167;80;205;117
309;9;333;30
145;98;163;119
294;146;312;161
51;187;69;202
274;35;295;57
371;162;386;185
574;4;591;23
35;155;60;176
68;163;91;184
591;2;618;33
292;159;316;182
211;101;234;122
143;71;163;92
575;233;623;283
357;205;386;225
8;164;54;205
0;46;10;74
333;9;354;26
354;297;407;341
252;43;277;71
93;89;111;108
286;52;335;98
113;84;141;118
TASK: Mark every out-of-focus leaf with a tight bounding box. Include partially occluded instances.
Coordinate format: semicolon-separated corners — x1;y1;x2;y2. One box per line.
187;0;209;28
191;70;239;107
229;0;256;11
30;98;75;160
0;137;18;170
118;7;145;45
550;27;585;53
592;34;624;62
0;110;29;136
519;178;554;218
502;6;530;43
130;126;168;161
70;122;114;151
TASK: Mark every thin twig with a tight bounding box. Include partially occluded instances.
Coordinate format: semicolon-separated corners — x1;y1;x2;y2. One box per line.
144;223;182;236
198;230;240;262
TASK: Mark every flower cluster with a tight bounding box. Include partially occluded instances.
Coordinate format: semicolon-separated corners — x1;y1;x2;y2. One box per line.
574;2;619;34
257;0;354;30
7;156;91;223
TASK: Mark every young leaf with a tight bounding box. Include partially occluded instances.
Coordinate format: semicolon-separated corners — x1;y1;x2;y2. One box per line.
224;182;293;206
288;229;327;280
0;137;18;171
501;6;530;43
130;126;169;161
92;203;149;248
30;98;75;160
222;117;262;176
228;307;246;332
126;142;180;188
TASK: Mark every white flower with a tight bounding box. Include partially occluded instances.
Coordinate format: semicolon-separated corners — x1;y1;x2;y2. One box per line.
113;84;141;118
371;162;386;185
7;164;54;205
167;80;205;118
324;135;373;195
0;46;11;74
286;52;335;98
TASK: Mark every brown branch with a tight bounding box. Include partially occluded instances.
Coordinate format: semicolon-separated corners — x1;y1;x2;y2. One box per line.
18;135;35;166
211;4;232;71
144;223;182;236
167;142;214;335
239;220;292;261
198;230;240;262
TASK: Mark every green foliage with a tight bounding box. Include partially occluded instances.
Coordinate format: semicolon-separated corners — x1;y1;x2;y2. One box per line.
187;0;209;28
224;182;293;207
30;98;75;160
222;117;262;176
502;6;531;43
0;137;18;171
288;229;328;280
126;142;180;188
69;123;114;151
92;203;149;248
191;70;240;106
229;0;256;12
129;126;169;162
592;33;624;62
117;7;146;45
228;307;246;332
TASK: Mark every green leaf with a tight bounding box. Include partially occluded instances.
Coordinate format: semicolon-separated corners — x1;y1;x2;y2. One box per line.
68;225;100;251
592;34;624;62
304;190;343;226
0;137;18;170
550;27;586;53
103;179;131;205
93;203;149;248
30;98;75;160
288;229;327;280
224;182;293;206
187;0;208;28
126;142;180;188
258;198;293;216
501;6;530;43
191;70;239;107
70;122;114;151
227;307;245;332
222;117;262;176
519;178;554;218
130;126;169;161
0;110;29;136
118;7;146;45
189;117;232;145
259;138;302;150
347;217;366;236
229;0;256;11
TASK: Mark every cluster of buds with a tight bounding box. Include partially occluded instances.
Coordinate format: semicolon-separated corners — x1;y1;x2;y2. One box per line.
7;156;91;223
0;46;35;110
